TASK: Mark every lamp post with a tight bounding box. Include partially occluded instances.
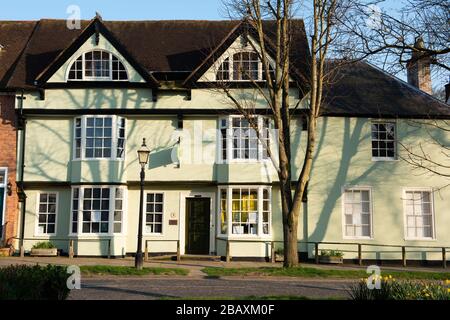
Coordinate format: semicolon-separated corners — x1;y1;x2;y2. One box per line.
135;138;150;270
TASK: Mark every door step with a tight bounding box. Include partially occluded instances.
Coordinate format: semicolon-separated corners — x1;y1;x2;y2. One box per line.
180;254;222;262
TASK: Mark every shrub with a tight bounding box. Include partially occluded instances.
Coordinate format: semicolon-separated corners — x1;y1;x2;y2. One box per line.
0;264;70;300
348;275;449;300
320;249;344;258
32;241;56;249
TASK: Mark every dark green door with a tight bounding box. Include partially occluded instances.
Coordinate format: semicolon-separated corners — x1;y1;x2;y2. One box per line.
185;198;210;254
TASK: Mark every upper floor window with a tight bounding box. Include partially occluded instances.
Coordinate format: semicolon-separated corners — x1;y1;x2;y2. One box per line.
68;50;128;81
216;51;274;81
74;115;126;160
220;116;270;162
371;121;396;160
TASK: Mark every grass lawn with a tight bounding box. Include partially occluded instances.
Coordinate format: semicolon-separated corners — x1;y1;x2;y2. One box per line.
202;266;450;280
80;265;189;276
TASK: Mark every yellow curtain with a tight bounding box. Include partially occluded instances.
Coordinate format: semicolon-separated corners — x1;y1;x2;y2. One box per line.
242;192;257;211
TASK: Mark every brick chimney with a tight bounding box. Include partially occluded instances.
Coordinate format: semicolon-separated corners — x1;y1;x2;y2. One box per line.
406;37;432;95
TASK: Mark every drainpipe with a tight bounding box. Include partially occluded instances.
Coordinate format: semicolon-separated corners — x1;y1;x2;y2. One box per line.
17;90;27;257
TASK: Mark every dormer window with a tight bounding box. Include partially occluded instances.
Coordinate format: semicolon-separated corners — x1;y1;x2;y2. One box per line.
68;50;128;81
216;51;273;81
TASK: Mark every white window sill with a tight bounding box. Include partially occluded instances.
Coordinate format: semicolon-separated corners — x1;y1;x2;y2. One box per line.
371;157;398;162
404;237;436;242
72;158;125;162
342;236;374;241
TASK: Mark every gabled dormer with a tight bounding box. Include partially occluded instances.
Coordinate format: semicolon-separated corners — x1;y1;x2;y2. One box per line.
35;15;159;88
184;19;297;87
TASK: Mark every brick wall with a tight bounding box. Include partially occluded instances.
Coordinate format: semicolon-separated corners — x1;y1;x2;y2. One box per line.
0;94;18;247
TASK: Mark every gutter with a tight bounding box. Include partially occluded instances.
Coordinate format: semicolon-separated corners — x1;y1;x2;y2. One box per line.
16;90;27;256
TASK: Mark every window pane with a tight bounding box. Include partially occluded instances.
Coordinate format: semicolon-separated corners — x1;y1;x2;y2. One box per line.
371;122;396;159
344;189;371;238
404;191;434;239
146;193;164;233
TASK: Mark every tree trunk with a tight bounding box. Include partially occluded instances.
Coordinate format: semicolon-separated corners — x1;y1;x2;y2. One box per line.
283;208;299;267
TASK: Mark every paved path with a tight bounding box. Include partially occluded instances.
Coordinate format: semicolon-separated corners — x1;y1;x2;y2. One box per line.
69;277;353;300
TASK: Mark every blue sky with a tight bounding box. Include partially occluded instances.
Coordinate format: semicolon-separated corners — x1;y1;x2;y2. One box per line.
0;0;225;20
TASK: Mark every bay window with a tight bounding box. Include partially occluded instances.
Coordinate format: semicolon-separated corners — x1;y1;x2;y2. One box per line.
218;186;271;237
74;115;126;160
220;116;270;162
71;186;125;235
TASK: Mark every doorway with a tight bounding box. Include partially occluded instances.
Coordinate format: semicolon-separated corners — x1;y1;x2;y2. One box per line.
185;197;211;254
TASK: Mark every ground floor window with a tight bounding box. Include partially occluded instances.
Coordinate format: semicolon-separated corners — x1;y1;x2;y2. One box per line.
403;189;435;239
37;192;58;235
71;186;125;235
342;188;372;238
145;193;164;234
218;186;271;237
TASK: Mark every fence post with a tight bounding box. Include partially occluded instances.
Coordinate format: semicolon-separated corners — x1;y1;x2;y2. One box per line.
315;243;319;264
144;241;148;262
442;248;447;269
69;240;74;259
358;244;362;266
177;240;181;262
107;239;111;259
20;245;24;258
270;242;275;263
226;240;231;263
402;246;406;267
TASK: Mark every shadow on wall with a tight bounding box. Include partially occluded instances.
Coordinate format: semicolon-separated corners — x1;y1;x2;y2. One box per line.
307;117;397;243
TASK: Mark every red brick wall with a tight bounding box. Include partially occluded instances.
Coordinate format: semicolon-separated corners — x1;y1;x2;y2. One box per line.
0;94;18;247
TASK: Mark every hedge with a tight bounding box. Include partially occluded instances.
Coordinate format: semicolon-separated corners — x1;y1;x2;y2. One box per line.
0;264;70;300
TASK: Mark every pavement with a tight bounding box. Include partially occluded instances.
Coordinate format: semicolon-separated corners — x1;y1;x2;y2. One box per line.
0;256;447;300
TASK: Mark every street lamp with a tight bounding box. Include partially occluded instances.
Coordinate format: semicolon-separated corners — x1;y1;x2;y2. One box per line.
135;138;150;270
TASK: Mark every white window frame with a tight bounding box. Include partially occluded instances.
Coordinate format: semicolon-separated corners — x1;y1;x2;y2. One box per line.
341;186;374;240
217;185;272;239
66;50;129;82
143;192;165;236
216;50;264;81
371;120;397;161
402;187;436;241
35;192;59;236
0;168;7;240
219;115;270;163
69;185;127;237
73;115;126;161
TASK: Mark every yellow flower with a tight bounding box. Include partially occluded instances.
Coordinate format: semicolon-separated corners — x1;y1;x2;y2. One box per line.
388;275;392;279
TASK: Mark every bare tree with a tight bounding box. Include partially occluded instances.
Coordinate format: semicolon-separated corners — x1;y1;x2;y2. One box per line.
399;119;450;179
215;0;348;267
338;0;449;79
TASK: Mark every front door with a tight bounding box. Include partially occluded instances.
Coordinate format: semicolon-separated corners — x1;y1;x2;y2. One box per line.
185;198;210;254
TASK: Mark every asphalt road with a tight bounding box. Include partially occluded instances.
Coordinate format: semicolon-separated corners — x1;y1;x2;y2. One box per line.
69;277;354;300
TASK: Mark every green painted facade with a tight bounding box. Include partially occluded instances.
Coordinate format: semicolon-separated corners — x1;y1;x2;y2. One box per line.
16;33;449;261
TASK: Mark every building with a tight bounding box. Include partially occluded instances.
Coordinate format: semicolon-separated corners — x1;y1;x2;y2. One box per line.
0;21;36;251
0;16;448;262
